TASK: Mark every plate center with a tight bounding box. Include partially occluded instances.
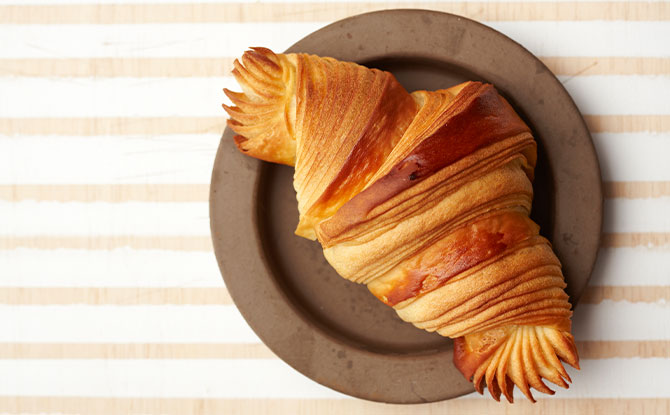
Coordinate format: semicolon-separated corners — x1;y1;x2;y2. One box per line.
256;57;554;355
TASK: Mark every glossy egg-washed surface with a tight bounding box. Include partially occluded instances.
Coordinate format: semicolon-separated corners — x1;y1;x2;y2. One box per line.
224;47;579;403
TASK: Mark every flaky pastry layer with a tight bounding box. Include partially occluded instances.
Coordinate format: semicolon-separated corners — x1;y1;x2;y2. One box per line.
224;47;579;402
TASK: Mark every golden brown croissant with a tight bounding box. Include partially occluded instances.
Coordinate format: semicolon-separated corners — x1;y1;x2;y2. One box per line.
223;47;579;403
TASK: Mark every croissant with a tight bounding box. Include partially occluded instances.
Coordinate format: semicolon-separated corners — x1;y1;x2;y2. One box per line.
223;47;579;403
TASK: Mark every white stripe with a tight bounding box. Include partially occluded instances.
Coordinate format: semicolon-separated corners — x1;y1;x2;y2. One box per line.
0;359;343;399
556;359;670;399
0;78;237;118
463;359;670;399
488;22;670;58
1;132;667;184
0;129;667;184
594;133;670;182
0;22;668;59
1;245;668;290
573;301;670;341
604;198;670;233
559;75;670;115
3;300;670;343
1;197;668;238
0;305;259;342
0;249;222;288
459;359;670;399
1;247;667;291
3;247;668;289
0;201;209;236
0;23;324;59
0;134;220;184
3;75;669;118
590;247;670;287
0;358;668;398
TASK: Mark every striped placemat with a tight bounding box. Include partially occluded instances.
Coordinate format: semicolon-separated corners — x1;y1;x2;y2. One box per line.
1;1;669;413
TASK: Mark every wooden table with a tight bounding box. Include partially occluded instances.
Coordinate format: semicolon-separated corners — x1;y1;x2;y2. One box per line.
1;1;669;413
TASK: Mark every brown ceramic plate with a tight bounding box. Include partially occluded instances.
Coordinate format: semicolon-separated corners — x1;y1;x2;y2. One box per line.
210;10;602;404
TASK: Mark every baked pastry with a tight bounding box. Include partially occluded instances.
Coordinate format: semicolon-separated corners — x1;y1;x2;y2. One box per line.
224;47;579;402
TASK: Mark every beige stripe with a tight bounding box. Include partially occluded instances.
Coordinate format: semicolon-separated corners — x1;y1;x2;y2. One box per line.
578;341;670;359
0;287;232;305
0;184;209;202
0;236;213;251
0;182;664;203
584;115;670;133
0;343;274;359
0;341;666;360
0;233;664;251
0;58;235;78
0;115;664;136
1;286;665;305
604;181;670;199
581;286;670;304
1;3;668;24
542;57;670;76
0;397;669;415
2;182;663;203
0;341;663;360
0;117;224;136
602;233;670;248
3;57;669;78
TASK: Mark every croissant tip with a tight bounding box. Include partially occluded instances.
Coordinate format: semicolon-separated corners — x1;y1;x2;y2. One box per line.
222;103;237;117
223;88;245;104
490;392;501;402
233;134;250;150
228;118;242;126
556;379;570;389
249;46;277;59
562;372;572;384
242;47;281;72
456;326;579;403
502;377;515;403
517;381;537;403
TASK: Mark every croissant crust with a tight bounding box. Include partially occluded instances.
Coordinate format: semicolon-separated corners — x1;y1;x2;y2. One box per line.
224;48;579;402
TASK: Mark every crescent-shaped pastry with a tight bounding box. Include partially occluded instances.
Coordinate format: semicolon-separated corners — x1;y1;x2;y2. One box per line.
223;47;579;402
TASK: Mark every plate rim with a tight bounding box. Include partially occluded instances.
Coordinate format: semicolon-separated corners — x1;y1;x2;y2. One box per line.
210;9;603;404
